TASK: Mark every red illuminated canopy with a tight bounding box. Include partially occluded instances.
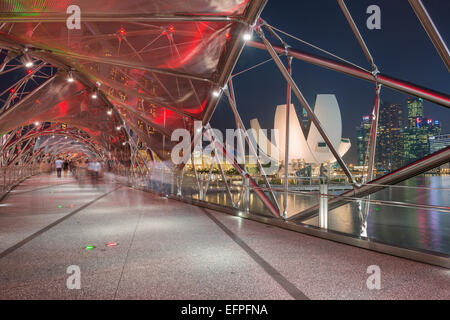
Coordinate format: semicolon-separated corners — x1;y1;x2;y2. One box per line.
0;0;267;161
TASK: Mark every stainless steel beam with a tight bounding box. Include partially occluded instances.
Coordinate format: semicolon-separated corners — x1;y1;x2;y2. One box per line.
366;84;381;182
0;13;242;24
283;56;293;218
225;79;281;215
337;0;376;71
247;41;450;108
182;0;268;172
289;146;450;222
256;27;357;185
408;0;450;71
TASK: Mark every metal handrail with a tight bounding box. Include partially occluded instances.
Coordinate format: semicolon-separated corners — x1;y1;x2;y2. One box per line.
113;168;450;215
0;165;40;195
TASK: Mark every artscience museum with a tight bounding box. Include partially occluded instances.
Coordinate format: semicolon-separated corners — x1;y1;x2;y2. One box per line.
250;94;351;170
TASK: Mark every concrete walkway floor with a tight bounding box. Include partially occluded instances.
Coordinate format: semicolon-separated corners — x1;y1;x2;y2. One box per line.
0;174;448;300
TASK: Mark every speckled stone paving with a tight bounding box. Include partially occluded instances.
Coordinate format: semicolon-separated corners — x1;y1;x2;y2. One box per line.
0;174;448;300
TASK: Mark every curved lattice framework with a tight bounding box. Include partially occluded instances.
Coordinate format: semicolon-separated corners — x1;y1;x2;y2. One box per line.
0;0;449;224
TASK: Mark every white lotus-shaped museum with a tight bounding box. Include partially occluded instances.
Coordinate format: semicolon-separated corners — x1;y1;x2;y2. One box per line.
250;94;351;165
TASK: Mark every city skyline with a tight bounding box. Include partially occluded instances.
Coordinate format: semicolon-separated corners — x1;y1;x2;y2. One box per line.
357;96;444;172
211;0;449;165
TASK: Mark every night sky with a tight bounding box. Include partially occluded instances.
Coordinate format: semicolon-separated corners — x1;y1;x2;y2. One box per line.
211;0;450;164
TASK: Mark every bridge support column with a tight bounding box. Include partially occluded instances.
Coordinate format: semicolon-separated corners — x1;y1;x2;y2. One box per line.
199;174;205;201
244;176;250;212
319;182;328;229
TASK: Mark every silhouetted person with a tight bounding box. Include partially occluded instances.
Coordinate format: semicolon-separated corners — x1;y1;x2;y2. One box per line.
63;160;69;177
93;161;101;178
55;158;63;178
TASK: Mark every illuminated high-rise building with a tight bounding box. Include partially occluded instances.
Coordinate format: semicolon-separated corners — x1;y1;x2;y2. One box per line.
377;102;404;172
407;97;424;128
403;117;442;164
356;116;371;166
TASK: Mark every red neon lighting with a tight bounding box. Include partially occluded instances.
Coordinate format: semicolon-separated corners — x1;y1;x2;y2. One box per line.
106;242;118;247
159;23;209;69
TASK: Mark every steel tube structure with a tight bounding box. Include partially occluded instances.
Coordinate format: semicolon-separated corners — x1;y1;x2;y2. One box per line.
207;125;281;218
225;80;281;215
366;84;382;182
289;146;450;222
247;41;450;108
257;27;357;185
0;13;242;24
408;0;450;71
183;0;268;173
283;56;293;218
337;0;376;70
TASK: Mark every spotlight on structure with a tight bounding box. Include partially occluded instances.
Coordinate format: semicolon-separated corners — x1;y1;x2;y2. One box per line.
91;91;98;99
243;32;252;41
24;60;33;68
67;71;75;83
212;89;221;98
116;126;121;131
22;51;33;68
107;110;113;116
34;121;40;126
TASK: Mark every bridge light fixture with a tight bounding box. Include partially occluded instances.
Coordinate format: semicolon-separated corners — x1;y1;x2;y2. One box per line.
22;52;33;68
67;71;75;83
107;110;113;116
243;32;252;41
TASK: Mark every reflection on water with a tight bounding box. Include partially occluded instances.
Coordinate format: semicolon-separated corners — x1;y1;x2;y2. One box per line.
194;175;450;255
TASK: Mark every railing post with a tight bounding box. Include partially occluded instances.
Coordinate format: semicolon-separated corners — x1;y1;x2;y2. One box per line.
177;172;183;197
244;175;250;212
199;174;205;201
319;180;329;229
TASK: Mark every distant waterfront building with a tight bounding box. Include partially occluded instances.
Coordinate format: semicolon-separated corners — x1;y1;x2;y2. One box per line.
429;133;449;153
377;102;404;172
356;116;371;166
403;117;441;164
407;97;424;128
356;98;443;174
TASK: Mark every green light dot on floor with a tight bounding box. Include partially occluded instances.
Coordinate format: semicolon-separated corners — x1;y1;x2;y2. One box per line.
85;245;95;251
58;205;63;209
375;208;380;211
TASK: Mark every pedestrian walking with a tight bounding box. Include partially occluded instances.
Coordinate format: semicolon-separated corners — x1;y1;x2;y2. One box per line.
55;158;63;178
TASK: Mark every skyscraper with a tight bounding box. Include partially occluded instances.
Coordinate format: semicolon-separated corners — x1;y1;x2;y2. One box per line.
407;97;424;128
356;116;371;166
377;102;404;172
403;116;442;164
